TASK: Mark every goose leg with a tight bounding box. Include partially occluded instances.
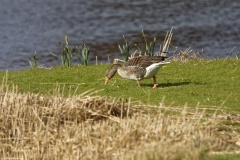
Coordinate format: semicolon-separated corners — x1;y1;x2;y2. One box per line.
152;75;158;88
137;80;141;87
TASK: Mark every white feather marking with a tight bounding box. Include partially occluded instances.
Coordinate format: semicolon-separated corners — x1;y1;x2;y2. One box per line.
144;62;170;79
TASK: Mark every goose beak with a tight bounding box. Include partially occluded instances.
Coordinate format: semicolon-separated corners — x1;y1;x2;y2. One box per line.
105;77;109;85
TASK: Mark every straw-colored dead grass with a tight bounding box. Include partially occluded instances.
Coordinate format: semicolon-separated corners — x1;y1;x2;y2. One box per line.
0;84;240;160
168;46;204;61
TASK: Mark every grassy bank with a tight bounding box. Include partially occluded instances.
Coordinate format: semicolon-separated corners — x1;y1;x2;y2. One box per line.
0;58;240;159
1;58;240;113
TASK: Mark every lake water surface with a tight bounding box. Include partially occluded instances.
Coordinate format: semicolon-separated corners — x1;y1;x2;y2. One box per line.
1;0;240;70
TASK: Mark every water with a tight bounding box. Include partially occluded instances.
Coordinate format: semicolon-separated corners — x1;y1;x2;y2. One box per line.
1;0;240;70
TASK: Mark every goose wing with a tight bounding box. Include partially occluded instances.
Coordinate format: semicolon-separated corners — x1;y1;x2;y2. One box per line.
124;56;167;68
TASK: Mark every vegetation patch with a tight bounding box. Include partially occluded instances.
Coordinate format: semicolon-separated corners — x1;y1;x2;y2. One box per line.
0;83;239;159
1;58;239;113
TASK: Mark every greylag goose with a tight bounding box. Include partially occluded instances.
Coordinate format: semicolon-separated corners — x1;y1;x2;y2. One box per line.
105;56;170;88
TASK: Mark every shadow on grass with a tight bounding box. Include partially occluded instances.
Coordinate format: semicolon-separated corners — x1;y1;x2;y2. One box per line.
141;82;202;88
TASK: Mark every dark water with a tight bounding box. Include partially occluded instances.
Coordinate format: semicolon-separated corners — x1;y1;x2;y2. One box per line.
1;0;240;70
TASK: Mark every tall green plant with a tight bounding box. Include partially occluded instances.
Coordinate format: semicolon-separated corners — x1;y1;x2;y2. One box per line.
136;30;156;56
75;39;89;66
50;36;77;68
118;35;134;62
29;51;41;68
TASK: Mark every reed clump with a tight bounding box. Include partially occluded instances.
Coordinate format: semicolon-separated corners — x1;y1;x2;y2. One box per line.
29;51;42;69
0;83;240;160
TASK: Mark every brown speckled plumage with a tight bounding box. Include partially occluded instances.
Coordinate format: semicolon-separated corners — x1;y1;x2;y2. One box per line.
124;56;167;68
118;66;146;80
105;56;169;88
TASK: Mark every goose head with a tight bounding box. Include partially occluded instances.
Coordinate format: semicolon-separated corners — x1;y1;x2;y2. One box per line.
105;64;122;84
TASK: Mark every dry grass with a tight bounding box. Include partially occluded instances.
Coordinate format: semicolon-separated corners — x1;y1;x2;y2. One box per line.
0;82;240;160
168;46;204;61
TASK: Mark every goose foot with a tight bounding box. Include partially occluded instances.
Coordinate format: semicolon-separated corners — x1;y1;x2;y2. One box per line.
152;84;158;88
152;76;158;88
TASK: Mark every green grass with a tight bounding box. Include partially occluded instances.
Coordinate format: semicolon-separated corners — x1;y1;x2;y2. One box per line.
208;154;240;160
1;58;239;113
